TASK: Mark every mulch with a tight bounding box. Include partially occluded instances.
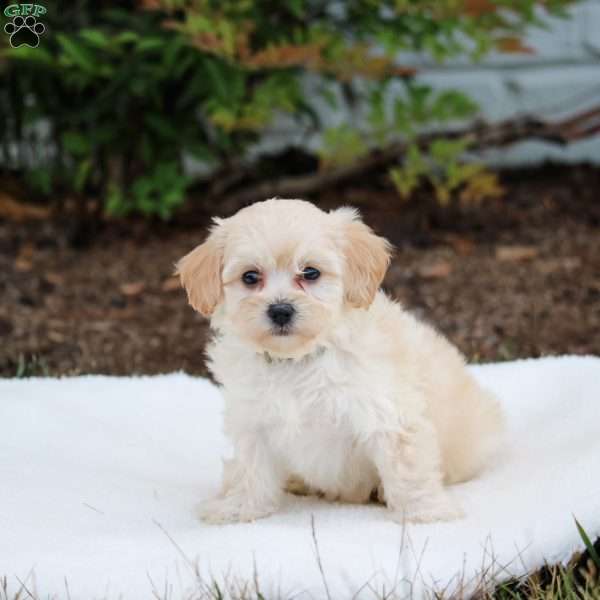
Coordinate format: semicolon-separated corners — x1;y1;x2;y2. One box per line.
1;164;599;377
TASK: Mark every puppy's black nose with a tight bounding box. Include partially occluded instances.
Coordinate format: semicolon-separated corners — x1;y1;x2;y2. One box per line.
267;302;295;326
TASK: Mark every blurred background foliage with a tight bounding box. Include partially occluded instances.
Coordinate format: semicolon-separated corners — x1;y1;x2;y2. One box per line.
0;0;576;218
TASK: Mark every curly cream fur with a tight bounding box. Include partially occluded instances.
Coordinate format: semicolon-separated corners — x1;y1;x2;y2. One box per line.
179;198;505;524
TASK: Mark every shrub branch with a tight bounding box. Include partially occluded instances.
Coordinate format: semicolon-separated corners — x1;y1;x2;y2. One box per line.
214;107;600;213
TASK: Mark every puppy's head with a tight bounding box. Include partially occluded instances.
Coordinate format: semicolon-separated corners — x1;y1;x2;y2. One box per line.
177;199;391;358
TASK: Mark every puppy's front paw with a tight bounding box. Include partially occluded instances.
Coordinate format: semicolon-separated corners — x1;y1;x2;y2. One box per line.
197;495;277;525
390;494;464;524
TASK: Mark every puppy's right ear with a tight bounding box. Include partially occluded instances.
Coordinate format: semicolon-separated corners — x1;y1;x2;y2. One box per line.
176;219;226;317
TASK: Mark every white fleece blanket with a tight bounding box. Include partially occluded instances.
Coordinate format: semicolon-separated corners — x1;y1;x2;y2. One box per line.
1;356;599;600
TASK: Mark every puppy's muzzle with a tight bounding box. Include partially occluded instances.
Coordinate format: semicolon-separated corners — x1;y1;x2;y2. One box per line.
267;302;296;328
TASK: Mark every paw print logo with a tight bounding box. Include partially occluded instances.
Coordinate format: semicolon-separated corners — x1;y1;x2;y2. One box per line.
4;15;45;48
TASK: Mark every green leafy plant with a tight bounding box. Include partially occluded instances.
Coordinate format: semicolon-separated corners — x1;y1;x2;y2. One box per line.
0;0;577;218
1;3;220;218
14;353;49;378
390;138;504;205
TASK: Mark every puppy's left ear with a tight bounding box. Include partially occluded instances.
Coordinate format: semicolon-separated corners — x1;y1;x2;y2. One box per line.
333;207;392;309
176;219;226;316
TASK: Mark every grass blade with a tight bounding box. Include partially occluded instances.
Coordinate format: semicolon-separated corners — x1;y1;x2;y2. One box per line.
575;517;600;569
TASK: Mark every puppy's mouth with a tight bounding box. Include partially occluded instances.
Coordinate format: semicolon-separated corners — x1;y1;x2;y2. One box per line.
270;324;293;337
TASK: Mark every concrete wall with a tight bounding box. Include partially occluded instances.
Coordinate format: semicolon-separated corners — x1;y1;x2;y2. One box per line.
415;0;600;165
248;1;600;168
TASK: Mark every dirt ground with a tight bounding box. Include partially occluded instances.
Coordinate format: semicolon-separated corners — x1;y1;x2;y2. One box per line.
1;164;599;378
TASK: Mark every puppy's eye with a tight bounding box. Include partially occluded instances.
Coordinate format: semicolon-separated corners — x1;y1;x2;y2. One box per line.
301;267;320;281
242;270;260;286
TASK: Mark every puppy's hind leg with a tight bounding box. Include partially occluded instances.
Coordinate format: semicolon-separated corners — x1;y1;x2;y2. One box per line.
284;474;313;496
442;383;505;485
369;421;464;524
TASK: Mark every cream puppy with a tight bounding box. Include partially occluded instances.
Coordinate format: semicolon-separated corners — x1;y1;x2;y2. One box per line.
178;198;504;524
